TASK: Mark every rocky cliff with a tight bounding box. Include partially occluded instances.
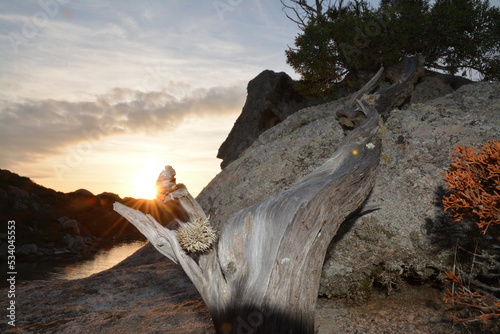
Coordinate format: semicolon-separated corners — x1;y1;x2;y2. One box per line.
0;170;173;260
217;70;323;168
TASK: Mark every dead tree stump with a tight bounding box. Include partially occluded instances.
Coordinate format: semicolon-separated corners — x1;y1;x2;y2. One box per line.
114;55;425;333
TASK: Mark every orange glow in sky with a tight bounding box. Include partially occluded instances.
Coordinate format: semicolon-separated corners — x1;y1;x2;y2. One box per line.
26;114;239;199
130;167;161;200
0;1;299;198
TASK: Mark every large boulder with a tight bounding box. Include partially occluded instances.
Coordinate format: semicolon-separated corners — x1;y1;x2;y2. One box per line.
217;70;322;168
58;217;81;235
217;69;471;169
410;70;472;104
319;82;499;298
199;98;347;230
197;82;500;298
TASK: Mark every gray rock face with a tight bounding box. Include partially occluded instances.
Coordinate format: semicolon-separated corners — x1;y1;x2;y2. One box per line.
217;69;471;169
410;70;472;105
411;74;454;104
198;82;500;298
200;98;348;230
217;70;322;168
320;83;499;298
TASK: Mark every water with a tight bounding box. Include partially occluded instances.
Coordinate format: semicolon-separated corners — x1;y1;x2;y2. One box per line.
2;241;147;288
48;240;147;280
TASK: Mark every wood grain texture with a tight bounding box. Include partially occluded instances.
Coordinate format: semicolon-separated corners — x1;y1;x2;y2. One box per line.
113;104;380;333
114;56;425;333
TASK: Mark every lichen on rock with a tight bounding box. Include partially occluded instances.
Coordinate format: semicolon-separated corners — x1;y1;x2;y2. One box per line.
198;82;500;299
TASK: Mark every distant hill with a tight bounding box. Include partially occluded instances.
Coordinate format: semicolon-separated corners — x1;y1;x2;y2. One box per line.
0;169;172;260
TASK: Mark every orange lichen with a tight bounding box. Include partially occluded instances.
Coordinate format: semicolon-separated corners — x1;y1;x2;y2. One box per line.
442;140;500;233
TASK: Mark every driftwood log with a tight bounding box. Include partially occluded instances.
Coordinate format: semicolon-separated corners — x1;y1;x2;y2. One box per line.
114;55;424;333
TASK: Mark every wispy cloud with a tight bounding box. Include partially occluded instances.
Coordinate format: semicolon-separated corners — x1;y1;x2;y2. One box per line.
0;0;300;101
0;0;298;195
0;84;245;166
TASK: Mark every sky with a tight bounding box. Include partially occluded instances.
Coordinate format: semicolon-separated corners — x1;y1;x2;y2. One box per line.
1;0;498;199
0;0;308;199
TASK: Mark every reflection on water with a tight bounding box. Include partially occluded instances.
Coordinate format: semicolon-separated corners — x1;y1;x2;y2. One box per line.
49;240;147;280
1;241;147;288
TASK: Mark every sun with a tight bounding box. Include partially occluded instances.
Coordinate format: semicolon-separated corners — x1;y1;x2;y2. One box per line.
130;169;159;199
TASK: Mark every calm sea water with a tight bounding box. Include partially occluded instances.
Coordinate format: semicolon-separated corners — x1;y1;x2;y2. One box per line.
2;241;147;288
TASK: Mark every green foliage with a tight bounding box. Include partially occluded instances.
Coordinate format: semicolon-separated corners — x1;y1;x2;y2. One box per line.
428;0;500;78
285;0;500;97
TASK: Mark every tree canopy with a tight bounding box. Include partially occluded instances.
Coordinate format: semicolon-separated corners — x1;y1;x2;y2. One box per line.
283;0;500;97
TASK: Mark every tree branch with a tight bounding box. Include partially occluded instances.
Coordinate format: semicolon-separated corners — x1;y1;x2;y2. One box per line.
281;0;334;29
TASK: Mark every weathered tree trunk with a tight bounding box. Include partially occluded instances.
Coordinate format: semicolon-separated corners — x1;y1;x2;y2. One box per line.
114;109;380;333
114;55;424;333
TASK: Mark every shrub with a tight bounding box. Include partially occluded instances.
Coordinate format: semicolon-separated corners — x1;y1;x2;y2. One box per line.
442;140;500;324
442;140;500;234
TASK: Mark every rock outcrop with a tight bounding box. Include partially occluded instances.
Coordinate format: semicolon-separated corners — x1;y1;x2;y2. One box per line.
410;70;472;104
217;70;322;168
319;83;499;298
0;171;172;260
197;82;500;298
217;69;471;169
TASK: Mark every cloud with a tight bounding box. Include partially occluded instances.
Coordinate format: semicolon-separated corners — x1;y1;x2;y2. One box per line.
0;84;245;167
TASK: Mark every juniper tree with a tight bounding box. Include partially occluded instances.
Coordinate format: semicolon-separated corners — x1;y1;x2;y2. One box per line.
284;0;500;97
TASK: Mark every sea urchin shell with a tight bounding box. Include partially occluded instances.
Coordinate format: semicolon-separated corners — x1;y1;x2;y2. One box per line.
176;217;217;253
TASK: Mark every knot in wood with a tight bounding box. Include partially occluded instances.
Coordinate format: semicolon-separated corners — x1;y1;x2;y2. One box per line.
156;237;167;248
223;262;237;278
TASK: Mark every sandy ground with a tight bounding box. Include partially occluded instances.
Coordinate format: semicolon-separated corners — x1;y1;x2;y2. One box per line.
2;246;492;334
316;285;461;334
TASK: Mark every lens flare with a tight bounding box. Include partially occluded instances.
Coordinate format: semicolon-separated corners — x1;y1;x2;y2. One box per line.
130;169;159;199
